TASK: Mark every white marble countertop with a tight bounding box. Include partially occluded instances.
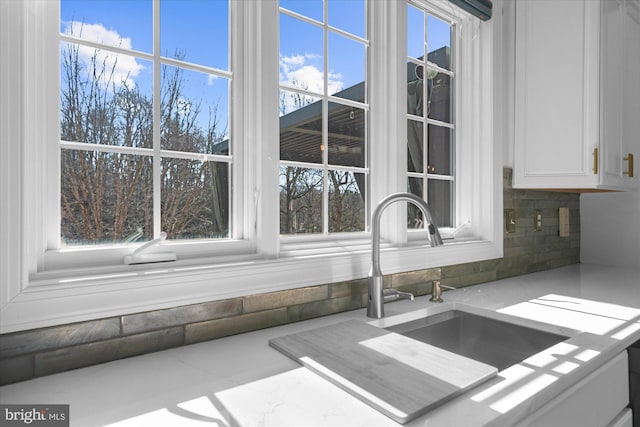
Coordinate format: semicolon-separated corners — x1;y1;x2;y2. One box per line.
1;263;639;426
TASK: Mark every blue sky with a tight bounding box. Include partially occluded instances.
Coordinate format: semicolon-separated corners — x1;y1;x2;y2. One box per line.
61;0;229;66
60;0;230;139
60;1;451;136
408;6;452;65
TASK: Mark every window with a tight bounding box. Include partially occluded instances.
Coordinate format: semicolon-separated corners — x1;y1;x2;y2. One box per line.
59;0;231;247
406;2;455;230
1;0;502;333
279;0;368;236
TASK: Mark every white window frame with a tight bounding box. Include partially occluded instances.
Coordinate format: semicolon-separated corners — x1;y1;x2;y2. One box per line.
405;0;458;234
0;0;503;333
54;0;244;268
278;2;370;238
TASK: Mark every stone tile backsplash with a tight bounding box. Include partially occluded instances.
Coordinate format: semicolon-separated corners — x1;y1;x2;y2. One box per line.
0;169;580;385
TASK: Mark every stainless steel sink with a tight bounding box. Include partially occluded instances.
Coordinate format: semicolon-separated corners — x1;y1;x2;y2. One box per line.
385;310;568;371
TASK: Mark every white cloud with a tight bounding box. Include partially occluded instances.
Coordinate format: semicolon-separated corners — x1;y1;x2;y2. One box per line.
280;53;342;92
280;54;315;75
279;53;343;114
286;65;324;93
62;21;143;89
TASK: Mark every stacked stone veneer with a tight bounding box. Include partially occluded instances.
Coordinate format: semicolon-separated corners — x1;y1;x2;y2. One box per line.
0;169;581;385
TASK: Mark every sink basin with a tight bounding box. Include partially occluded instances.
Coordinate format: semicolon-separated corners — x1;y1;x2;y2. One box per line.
385;309;568;371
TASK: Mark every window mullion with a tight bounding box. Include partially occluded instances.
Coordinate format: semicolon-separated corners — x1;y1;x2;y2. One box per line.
252;0;280;257
369;0;407;244
322;0;329;235
152;0;162;239
423;10;429;204
323;98;329;235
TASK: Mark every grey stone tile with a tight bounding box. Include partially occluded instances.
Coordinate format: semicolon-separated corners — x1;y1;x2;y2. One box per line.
442;263;482;279
185;308;289;344
288;294;365;323
122;298;243;335
0;318;121;358
440;276;462;289
503;168;513;189
546;256;577;270
504;246;528;258
34;327;184;377
454;270;498;288
329;278;367;299
243;286;328;313
392;280;432;297
391;268;441;288
0;354;34;385
500;266;527;280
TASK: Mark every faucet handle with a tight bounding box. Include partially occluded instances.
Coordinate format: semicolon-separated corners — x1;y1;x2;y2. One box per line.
383;288;415;303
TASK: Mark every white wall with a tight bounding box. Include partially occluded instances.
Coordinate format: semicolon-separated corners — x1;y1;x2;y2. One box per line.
580;192;640;268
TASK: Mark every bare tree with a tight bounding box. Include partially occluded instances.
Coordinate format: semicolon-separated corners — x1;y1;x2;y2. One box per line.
328;170;364;232
280;167;322;233
159;56;229;239
278;80;319;234
60;42;228;245
60;41;153;244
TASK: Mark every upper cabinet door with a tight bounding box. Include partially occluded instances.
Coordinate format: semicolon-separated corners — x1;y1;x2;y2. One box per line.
601;0;640;190
622;0;640;189
513;0;638;191
514;0;600;190
600;0;625;189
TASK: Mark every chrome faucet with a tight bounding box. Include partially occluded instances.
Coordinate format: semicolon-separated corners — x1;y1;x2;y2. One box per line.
367;192;444;318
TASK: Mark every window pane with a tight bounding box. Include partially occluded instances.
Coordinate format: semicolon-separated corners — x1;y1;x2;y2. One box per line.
160;65;229;154
407;64;424;118
407;178;451;229
280;166;323;234
407;4;425;60
161;159;229;240
328;102;365;168
279;1;368;237
407;2;456;233
60;0;233;249
427;15;451;71
329;171;365;233
407;124;453;176
61;150;153;246
427;73;452;123
61;0;152;54
328;32;365;100
280;0;323;22
280;14;324;94
328;0;365;38
280;90;323;163
407;177;425;230
160;0;228;70
428;179;453;228
407;119;423;173
428;125;453;175
60;42;153;147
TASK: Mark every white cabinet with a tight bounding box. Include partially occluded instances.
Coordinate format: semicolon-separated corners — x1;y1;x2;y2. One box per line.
514;0;640;191
520;351;629;427
601;0;640;189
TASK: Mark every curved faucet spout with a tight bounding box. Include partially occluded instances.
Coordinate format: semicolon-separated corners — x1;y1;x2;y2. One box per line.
367;192;443;319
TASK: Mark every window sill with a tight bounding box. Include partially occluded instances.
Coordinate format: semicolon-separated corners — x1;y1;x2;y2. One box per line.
2;238;502;333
